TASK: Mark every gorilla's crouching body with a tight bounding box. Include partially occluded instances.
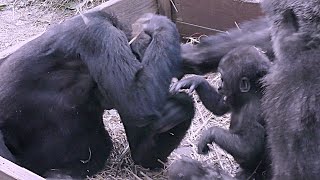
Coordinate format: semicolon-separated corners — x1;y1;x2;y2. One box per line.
0;11;194;178
261;0;320;179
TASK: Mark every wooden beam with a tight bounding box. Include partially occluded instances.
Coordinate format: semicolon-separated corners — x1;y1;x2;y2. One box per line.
0;0;158;59
0;156;45;180
158;0;172;19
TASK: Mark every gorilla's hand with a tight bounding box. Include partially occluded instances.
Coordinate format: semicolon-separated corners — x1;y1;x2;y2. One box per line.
170;75;206;95
197;127;218;154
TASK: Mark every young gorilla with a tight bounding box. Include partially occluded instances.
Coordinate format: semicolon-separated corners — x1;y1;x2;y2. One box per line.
261;0;320;179
168;157;235;180
170;46;271;179
0;11;194;178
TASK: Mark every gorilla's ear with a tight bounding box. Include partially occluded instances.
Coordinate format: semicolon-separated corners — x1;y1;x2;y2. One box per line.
239;77;250;93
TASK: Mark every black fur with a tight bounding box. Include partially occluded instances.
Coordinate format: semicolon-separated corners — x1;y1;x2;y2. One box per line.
0;11;194;178
168;157;235;180
261;0;320;179
181;18;273;75
171;46;271;179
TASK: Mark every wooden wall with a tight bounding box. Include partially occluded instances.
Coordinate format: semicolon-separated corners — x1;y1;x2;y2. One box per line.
159;0;263;37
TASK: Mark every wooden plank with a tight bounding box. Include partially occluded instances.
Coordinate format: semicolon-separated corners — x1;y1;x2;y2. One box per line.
157;0;172;19
0;156;45;180
91;0;158;26
0;0;158;59
172;0;263;37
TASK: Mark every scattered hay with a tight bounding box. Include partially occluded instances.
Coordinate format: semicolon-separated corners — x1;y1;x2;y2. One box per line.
28;0;108;11
0;1;73;52
89;110;168;180
5;0;109;12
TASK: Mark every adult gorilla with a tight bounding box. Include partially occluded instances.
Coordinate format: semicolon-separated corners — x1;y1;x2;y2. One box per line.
0;11;194;178
261;0;320;179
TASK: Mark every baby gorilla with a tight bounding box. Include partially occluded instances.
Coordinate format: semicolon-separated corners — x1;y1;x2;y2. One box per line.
168;157;235;180
171;46;271;179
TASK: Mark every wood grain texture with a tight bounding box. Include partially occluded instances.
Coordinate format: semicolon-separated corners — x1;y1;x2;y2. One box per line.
173;0;263;37
158;0;172;19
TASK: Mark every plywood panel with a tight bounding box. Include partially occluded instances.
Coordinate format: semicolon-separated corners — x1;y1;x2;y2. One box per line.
172;0;263;37
158;0;172;19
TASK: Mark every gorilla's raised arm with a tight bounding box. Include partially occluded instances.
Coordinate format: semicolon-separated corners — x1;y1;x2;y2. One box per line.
182;17;273;75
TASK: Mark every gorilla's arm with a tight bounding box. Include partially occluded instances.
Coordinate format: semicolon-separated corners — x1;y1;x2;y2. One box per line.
124;93;194;168
197;125;265;164
76;13;192;168
171;76;229;115
197;104;266;165
130;31;151;62
182;17;273;75
78;13;181;127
